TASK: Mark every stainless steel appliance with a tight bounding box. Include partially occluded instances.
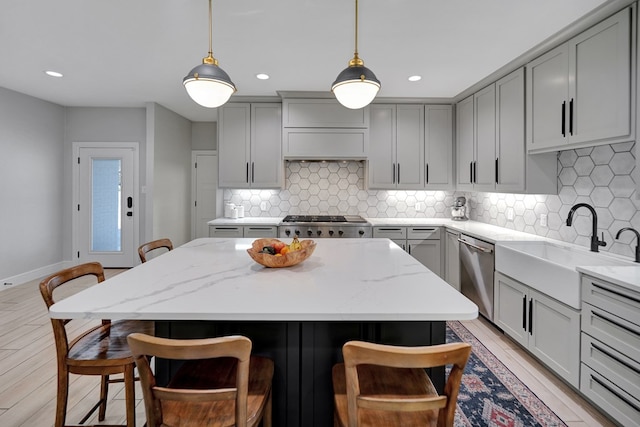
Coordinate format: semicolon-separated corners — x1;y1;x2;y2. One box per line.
279;215;372;238
458;234;495;321
451;196;468;221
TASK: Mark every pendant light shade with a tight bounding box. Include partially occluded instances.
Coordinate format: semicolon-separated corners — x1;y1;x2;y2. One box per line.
183;0;236;108
331;0;380;109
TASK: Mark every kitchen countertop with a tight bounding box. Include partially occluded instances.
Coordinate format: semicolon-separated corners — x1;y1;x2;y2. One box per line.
49;238;478;322
577;265;640;292
208;217;282;226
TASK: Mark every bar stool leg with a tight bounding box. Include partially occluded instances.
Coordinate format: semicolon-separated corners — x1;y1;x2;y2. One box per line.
124;364;136;427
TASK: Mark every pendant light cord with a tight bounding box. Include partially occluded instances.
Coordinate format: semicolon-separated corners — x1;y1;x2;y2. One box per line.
208;0;213;57
354;0;359;59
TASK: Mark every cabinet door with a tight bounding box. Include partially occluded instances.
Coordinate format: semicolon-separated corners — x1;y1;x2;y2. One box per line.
496;68;525;192
529;289;580;387
569;7;631;145
368;105;397;189
445;231;460;291
251;103;283;188
424;105;453;190
526;44;569;151
456;95;474;190
474;84;496;190
218;104;251;188
494;272;528;347
395;105;424;189
408;240;441;278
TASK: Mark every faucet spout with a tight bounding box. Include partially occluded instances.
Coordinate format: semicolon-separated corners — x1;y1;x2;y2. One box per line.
566;203;606;252
615;227;640;263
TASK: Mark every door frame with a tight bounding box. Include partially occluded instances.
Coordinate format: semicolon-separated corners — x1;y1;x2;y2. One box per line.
72;142;140;267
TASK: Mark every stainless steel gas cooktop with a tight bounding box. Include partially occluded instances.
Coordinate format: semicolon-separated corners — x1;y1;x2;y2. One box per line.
279;215;371;238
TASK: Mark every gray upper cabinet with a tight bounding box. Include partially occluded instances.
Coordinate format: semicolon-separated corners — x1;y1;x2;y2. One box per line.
457;68;557;194
424;105;454;190
218;103;283;188
368;104;424;189
456;95;474;190
527;7;633;152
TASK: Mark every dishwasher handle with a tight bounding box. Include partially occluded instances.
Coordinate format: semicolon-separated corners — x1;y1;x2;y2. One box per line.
458;238;493;254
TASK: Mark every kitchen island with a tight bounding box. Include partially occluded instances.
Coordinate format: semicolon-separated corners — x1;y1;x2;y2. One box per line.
50;238;477;426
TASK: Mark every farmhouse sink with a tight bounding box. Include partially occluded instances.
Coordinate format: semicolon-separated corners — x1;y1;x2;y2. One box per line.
495;240;634;309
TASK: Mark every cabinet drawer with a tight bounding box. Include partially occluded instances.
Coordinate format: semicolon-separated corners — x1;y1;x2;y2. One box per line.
209;226;243;238
373;227;407;239
582;303;640;363
407;227;440;240
581;333;640;400
580;364;640;427
582;275;640;325
244;226;278;238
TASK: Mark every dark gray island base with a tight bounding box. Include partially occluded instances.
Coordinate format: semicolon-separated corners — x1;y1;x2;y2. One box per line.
155;320;445;427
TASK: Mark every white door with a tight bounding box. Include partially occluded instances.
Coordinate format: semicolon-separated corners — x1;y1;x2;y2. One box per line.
76;145;138;267
192;152;218;239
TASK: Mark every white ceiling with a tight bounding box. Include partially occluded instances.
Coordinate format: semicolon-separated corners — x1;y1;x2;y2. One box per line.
0;0;609;122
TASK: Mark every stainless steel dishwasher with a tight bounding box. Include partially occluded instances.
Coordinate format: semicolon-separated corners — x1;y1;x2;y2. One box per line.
458;234;495;321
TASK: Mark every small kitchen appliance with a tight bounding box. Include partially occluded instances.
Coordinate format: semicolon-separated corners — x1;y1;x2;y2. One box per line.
451;196;468;221
279;215;372;238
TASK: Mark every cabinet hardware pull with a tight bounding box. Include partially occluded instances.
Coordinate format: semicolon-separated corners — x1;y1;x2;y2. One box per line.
591;375;640;412
246;162;249;183
413;228;435;231
469;162;473;183
591;342;640;376
397;163;401;183
425;163;429;183
457;238;493;253
251;162;255;183
379;228;402;231
592;283;640;305
392;163;396;184
473;161;477;183
569;98;574;135
561;101;566;137
522;295;527;330
528;298;533;335
592;311;640;338
495;158;499;184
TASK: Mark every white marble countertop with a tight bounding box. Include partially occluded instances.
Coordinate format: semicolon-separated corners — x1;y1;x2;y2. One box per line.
208;217;282;226
50;238;478;322
577;265;640;292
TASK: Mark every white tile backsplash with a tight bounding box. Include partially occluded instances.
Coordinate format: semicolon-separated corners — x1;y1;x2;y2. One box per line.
224;142;639;261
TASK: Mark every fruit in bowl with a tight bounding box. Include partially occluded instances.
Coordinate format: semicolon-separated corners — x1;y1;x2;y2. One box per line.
247;237;316;268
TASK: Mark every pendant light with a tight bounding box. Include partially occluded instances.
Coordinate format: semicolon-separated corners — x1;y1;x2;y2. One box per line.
331;0;380;109
183;0;236;108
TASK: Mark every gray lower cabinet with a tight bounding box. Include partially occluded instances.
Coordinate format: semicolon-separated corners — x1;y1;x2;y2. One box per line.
580;274;640;427
373;226;442;278
444;229;460;291
209;225;278;238
494;271;580;388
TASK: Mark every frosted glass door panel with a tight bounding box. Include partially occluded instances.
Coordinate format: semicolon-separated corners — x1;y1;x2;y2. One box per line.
91;159;122;252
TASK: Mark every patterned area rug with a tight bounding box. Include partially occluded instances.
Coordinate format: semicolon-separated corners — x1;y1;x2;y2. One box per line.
447;321;568;427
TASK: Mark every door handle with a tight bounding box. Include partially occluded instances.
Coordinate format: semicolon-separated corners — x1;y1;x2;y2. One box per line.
126;212;133;217
127;197;133;208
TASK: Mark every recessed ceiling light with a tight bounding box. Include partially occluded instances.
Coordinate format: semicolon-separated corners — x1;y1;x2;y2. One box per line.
45;70;63;78
408;75;422;82
256;73;269;80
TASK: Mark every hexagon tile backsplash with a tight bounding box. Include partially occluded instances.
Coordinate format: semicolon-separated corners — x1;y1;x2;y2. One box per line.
224;141;639;260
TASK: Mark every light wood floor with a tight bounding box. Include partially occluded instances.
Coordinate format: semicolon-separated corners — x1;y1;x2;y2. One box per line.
0;270;617;426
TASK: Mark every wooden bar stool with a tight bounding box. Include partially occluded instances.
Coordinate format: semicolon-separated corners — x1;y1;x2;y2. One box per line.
127;333;274;427
332;341;471;427
40;262;154;427
138;238;173;263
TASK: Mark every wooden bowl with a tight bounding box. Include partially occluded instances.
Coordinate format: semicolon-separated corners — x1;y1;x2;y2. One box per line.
247;238;316;268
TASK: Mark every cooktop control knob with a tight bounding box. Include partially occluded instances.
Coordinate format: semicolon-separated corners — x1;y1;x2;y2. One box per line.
359;230;365;236
307;229;313;236
338;230;344;236
317;230;322;236
285;229;291;236
295;229;300;236
328;230;334;236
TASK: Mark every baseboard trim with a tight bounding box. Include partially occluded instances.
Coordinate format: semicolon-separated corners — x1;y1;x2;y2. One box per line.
1;261;74;292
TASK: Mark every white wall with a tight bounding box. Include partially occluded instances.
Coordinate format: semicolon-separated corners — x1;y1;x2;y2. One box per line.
0;87;65;284
147;103;192;247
